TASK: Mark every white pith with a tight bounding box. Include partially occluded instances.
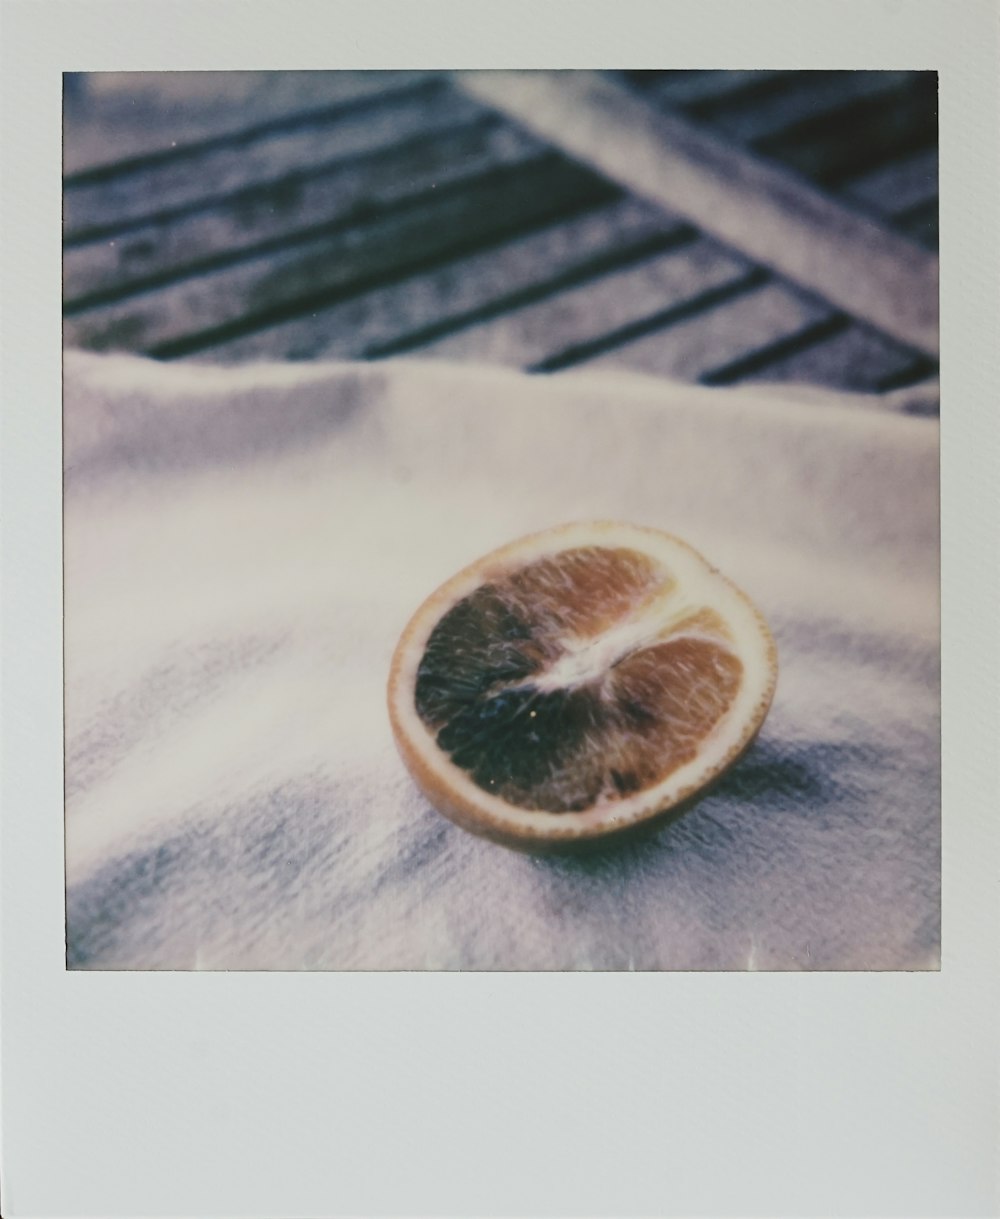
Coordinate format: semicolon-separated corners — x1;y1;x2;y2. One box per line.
389;522;776;841
531;591;702;692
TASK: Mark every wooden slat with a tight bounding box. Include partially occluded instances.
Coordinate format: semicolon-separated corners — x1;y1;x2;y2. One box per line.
63;70;433;176
721;320;926;393
843;148;938;217
456;70;939;357
64;155;620;357
895;200;938;249
681;71;914;145
756;74;937;186
616;70;697;91
646;69;787;108
579;281;831;381
189;198;687;364
63;120;542;308
64;80;482;238
399;238;752;370
657;68;939;248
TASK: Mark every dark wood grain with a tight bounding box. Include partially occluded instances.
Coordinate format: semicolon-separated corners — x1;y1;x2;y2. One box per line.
457;71;939;357
63;70;433;176
895;199;938;250
61;69;939;402
734;322;934;393
64;80;483;238
683;71;915;146
756;74;937;186
65;154;622;357
580;281;833;382
64;120;542;308
842;149;938;248
398;237;753;370
192;199;689;364
709;320;933;392
646;70;787;109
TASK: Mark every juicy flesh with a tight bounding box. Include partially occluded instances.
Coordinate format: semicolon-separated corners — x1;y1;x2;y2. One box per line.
414;546;743;812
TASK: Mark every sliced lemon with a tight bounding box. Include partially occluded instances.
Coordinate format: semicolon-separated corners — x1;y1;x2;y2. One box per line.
388;521;777;850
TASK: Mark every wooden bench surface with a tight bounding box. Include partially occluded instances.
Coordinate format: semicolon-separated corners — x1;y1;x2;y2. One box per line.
63;69;939;405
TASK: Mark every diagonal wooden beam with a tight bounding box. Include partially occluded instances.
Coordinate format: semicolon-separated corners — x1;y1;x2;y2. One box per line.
453;70;939;358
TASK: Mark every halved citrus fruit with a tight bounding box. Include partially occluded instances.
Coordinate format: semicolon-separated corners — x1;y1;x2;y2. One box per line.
388;521;777;851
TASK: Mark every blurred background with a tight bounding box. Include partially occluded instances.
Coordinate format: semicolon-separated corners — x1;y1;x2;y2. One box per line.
62;69;938;403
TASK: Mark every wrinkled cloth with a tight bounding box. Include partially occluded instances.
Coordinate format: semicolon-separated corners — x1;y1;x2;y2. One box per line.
63;352;940;970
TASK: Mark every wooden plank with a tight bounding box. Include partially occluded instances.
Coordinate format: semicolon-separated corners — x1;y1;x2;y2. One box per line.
64;80;483;238
455;70;939;357
895;199;938;249
396;239;752;369
63;154;620;357
756;73;937;185
63;120;542;307
842;147;938;217
721;320;926;393
646;69;787;108
188;197;688;364
579;281;831;382
63;70;433;176
681;71;914;145
616;70;700;92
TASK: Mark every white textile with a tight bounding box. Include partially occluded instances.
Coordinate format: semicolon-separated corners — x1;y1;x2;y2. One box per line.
63;353;940;970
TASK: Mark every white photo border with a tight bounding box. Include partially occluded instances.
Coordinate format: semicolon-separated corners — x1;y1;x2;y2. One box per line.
2;2;997;1215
